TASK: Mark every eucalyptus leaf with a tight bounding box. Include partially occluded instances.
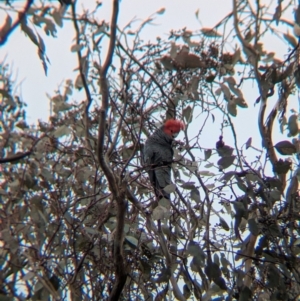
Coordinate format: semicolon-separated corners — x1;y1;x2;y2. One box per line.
152;205;167;221
218;155;236;169
125;236;139;249
191;188;201;202
204;149;212;160
288;114;299;136
274;140;297;155
219;217;230;231
163;183;176;193
248;218;259;236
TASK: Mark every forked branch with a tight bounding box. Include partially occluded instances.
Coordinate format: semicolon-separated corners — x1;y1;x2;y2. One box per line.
96;1;127;300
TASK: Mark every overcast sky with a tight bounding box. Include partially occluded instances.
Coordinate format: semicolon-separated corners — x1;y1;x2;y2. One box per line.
0;0;231;122
0;0;296;151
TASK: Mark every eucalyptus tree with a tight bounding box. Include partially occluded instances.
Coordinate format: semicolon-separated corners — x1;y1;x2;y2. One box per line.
0;1;299;300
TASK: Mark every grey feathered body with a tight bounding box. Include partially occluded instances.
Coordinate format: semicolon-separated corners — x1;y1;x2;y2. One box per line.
143;128;174;199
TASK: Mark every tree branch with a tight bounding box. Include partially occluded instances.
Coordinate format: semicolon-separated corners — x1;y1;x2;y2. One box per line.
96;1;127;300
71;1;93;148
0;151;31;164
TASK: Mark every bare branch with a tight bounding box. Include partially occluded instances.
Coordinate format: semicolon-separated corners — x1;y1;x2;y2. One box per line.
71;1;93;148
0;151;31;164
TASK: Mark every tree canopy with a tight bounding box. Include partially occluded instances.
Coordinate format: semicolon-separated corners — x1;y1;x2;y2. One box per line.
0;0;300;300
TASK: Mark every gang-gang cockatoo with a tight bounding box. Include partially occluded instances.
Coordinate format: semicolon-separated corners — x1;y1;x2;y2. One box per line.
143;119;185;199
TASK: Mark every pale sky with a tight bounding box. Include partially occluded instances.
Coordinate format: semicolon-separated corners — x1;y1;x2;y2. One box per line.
0;0;296;153
0;0;231;122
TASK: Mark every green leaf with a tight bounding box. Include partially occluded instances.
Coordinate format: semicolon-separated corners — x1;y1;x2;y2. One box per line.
192;252;206;268
274;140;297;155
189;75;200;92
236;176;248;192
248;218;259;236
213;276;227;290
71;44;84;52
245;137;252;149
53;125;71;138
21;18;39;46
125;236;138;249
33;279;44;293
185;161;198;173
49;275;60;291
181;182;196;189
227;100;237;116
220;171;235;182
224;76;236;85
154;267;171;283
198;170;215;176
183;105;193;123
163;183;176;193
219;217;229;231
40;167;53;181
43;18;57;37
217;145;234;157
214;253;220;266
233;198;248;218
288;114;299;136
232;48;241;65
204;149;212;160
234;97;248;108
121;146;135;160
52;9;63;27
219;83;231;101
220;253;230;268
191;188;201;202
239;285;252;301
205;261;221;281
23;271;35;281
201;27;222;38
158;197;171;209
75;74;83;90
156;7;166;15
267;264;280;288
218;155;235;169
187;241;201;256
268;223;282;238
152;205;168;221
183;284;191;299
273;2;282;25
283;32;298;47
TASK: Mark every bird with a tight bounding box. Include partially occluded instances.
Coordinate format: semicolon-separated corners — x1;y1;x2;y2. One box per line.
143;119;185;200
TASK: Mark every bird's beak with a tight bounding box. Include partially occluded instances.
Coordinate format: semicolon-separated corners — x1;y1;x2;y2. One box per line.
172;132;179;138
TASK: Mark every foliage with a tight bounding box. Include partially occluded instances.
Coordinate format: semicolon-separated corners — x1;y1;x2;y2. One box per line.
0;0;300;300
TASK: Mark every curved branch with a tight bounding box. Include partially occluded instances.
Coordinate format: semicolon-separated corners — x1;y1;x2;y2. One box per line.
71;1;93;147
96;1;127;300
0;151;31;164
